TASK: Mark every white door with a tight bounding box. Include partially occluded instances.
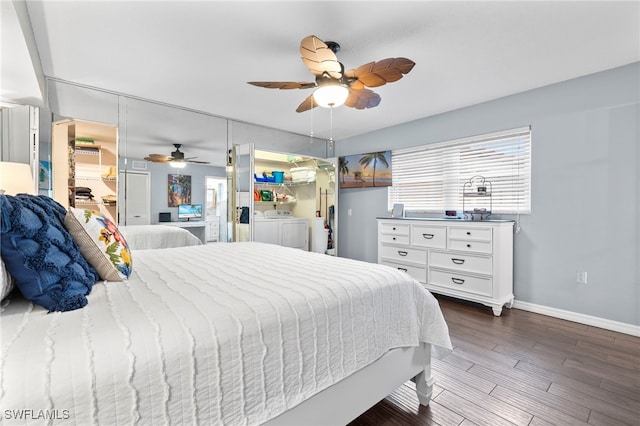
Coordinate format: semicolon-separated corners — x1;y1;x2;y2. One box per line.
120;171;150;225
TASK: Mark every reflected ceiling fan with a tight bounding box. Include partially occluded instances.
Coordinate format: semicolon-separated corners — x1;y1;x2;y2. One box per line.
248;35;415;112
144;144;210;167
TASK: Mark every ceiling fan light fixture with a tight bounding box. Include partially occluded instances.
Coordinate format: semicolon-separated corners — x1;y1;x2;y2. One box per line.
169;161;187;169
313;83;349;108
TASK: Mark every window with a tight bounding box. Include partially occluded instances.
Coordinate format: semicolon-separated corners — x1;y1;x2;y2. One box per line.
388;127;531;214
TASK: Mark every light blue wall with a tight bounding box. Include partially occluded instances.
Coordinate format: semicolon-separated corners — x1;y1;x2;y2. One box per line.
336;62;640;326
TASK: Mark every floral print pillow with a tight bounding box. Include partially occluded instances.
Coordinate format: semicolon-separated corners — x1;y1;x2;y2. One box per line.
64;207;132;281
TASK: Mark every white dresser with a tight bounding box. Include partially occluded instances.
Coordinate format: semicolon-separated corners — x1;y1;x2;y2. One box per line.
206;216;220;242
377;218;514;316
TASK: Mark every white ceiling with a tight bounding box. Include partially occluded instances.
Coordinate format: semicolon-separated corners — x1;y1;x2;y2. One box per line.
5;1;640;153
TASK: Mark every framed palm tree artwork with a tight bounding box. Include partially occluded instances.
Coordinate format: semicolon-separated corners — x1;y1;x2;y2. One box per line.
338;151;392;188
168;174;192;207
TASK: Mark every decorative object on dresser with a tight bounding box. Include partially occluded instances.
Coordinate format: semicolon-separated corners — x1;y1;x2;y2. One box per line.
392;203;405;218
377;218;514;316
462;175;493;220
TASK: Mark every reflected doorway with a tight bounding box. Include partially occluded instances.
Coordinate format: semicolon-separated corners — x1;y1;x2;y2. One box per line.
205;176;227;242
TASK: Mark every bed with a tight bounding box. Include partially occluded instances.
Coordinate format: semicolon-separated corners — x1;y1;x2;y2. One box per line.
0;195;451;425
119;224;203;250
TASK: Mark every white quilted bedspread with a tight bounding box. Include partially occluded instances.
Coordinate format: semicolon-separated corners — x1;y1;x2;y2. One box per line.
1;242;451;425
120;224;202;250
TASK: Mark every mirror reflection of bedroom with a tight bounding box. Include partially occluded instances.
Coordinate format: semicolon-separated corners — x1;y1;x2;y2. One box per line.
230;145;338;254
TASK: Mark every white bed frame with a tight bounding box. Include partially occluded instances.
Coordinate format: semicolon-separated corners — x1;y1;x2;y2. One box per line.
264;343;434;425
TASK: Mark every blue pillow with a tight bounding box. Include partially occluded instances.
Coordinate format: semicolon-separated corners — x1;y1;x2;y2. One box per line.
0;194;99;312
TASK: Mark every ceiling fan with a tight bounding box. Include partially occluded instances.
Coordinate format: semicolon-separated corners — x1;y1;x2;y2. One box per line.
248;35;415;112
144;144;210;166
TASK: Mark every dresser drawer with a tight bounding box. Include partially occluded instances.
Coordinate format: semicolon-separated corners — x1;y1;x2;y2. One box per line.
381;260;426;283
448;239;493;254
411;225;446;249
429;251;492;275
380;245;426;264
380;234;410;245
429;269;492;297
380;222;410;236
449;227;492;242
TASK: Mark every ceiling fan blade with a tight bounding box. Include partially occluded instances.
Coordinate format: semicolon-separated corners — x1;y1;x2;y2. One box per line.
144;155;171;162
186;160;211;164
345;57;416;89
248;81;316;90
300;35;342;79
295;94;319;113
344;88;381;110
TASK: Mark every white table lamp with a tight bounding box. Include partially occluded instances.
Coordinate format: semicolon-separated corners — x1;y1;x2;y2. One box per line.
0;162;36;195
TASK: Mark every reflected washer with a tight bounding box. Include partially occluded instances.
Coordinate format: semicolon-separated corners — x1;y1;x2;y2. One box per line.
254;210;308;250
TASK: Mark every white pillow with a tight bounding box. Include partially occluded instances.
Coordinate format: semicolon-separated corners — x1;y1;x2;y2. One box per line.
1;259;15;300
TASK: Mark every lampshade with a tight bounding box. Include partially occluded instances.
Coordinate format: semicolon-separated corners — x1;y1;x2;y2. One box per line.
0;161;36;195
169;161;187;169
313;84;349;108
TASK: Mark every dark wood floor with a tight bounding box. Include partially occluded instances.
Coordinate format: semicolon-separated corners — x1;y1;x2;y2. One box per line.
349;295;640;426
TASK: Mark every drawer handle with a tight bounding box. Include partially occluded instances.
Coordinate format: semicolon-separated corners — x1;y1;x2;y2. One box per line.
398;251;408;256
393;227;396;230
422;233;434;239
392;237;396;241
451;258;465;265
466;244;471;248
451;277;465;285
466;231;471;235
397;267;408;272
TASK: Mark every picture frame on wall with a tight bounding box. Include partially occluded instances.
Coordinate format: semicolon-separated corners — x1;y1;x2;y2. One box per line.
38;160;52;192
338;151;392;188
168;174;192;207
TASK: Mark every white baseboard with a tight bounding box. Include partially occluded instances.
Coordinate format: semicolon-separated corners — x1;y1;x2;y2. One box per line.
513;300;640;337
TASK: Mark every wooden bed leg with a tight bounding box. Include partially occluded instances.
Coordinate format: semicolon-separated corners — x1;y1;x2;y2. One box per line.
412;345;435;406
413;370;436;405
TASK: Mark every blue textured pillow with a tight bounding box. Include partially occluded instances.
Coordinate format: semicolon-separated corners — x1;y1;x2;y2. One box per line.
0;194;99;312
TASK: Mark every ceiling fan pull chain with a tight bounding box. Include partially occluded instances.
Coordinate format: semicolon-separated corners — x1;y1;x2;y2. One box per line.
328;105;335;153
309;98;314;144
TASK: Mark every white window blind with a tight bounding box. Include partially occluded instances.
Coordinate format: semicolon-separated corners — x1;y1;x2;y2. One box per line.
388;127;531;213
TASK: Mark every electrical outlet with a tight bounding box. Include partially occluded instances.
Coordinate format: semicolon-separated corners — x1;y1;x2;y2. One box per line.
576;271;588;284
